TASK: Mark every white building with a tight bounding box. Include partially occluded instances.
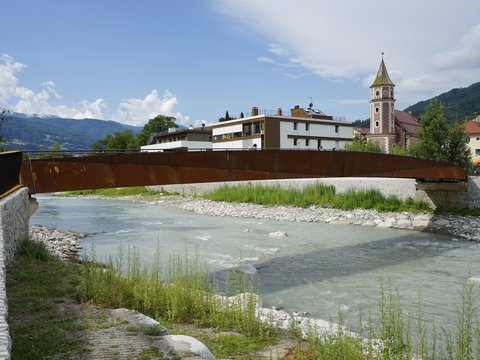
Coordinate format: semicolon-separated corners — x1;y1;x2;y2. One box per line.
207;106;353;150
140;127;212;152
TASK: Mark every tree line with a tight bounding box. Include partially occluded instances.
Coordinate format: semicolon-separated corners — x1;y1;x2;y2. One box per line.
90;114;177;151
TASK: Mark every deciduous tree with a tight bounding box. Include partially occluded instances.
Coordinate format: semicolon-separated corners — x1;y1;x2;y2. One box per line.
344;135;384;153
410;99;471;168
91;130;138;151
137;115;177;146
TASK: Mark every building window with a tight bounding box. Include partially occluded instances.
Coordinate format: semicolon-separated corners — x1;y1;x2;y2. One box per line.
293;138;298;146
317;139;322;149
375;107;379;113
293;122;298;130
335;125;339;133
476;137;480;141
305;123;309;131
476;149;480;155
306;139;310;146
375;121;379;127
375;90;380;96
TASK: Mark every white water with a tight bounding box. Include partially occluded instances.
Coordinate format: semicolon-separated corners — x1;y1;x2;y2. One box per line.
31;195;480;332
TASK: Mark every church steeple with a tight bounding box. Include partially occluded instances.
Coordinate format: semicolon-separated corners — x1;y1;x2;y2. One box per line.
370;58;394;88
368;56;396;153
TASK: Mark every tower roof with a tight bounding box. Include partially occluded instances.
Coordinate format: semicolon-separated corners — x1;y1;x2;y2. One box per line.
370;58;394;88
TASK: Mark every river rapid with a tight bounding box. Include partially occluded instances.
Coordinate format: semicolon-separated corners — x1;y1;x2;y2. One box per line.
31;194;480;334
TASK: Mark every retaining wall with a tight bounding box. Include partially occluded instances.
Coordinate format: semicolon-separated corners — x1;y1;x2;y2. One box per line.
0;188;30;359
468;177;480;209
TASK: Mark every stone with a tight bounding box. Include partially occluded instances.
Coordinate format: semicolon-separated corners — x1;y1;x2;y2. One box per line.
163;335;214;360
268;231;288;238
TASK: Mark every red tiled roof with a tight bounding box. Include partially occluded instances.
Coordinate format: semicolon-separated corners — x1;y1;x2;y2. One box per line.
465;120;480;134
394;110;420;135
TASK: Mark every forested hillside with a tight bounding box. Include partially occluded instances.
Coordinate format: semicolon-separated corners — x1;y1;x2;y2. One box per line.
0;114;141;150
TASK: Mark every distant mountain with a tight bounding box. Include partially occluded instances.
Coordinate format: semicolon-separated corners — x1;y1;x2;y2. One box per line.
0;113;141;151
404;82;480;122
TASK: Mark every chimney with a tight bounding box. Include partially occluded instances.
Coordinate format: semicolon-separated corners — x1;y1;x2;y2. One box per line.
277;108;283;116
251;107;259;116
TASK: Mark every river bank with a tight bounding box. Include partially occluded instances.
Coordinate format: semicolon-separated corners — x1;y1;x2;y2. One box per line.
121;195;480;241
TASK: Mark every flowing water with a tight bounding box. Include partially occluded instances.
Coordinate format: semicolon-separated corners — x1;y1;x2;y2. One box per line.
31;195;480;333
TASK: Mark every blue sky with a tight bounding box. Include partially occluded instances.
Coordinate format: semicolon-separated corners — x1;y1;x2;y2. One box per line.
1;0;480;127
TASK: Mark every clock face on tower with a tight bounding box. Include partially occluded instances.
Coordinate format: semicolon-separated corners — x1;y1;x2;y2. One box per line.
383;89;389;96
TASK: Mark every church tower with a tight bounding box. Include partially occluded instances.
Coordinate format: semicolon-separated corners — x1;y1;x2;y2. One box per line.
368;56;396;153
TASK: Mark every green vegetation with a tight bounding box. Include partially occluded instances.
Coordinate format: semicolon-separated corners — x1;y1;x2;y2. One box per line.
344;134;385;153
405;81;480;122
136;114;177;146
447;208;480;217
77;246;276;358
90;129;138;151
410;99;472;169
203;183;432;213
6;239;88;359
58;186;172;197
91;114;178;150
77;246;271;337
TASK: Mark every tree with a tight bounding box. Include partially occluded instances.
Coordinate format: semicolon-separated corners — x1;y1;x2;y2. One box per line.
218;110;236;122
39;142;62;159
410;99;471;168
410;99;449;162
0;108;10;145
91;130;138;151
444;122;472;170
137;114;177;146
344;135;384;153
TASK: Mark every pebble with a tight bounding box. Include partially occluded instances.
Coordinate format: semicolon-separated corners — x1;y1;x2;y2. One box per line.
29;224;90;261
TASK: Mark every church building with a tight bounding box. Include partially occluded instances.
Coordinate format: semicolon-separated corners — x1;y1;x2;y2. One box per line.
366;57;419;153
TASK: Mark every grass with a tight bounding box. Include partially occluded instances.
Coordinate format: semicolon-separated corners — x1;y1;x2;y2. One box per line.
58;186;174;197
203;183;433;213
6;239;89;359
76;244;277;358
446;208;480;217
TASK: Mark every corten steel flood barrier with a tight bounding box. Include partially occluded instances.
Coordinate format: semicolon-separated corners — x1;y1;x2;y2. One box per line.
0;151;23;198
18;150;466;194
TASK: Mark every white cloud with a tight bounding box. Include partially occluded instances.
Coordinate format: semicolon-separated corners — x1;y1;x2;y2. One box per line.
257;56;274;63
114;90;190;126
215;0;480;103
0;54;189;126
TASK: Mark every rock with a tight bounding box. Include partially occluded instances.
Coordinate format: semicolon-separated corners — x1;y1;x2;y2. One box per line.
268;231;288;238
163;335;214;360
467;277;480;285
434;219;450;226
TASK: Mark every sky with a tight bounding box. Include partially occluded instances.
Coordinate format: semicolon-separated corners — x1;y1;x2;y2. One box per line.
1;0;480;127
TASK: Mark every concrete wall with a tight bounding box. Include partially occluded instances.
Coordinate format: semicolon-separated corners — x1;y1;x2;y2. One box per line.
0;187;30;359
468;176;480;208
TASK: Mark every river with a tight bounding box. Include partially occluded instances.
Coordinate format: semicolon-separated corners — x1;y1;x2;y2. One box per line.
31;194;480;333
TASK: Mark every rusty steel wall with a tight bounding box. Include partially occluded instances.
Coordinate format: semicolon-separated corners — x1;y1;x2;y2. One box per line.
0;151;23;198
19;150;466;194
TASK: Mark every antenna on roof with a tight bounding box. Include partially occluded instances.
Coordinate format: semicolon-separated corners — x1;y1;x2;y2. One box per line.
308;96;313;109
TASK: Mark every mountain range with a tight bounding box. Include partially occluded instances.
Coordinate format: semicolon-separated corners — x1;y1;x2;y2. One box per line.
0;113;141;151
